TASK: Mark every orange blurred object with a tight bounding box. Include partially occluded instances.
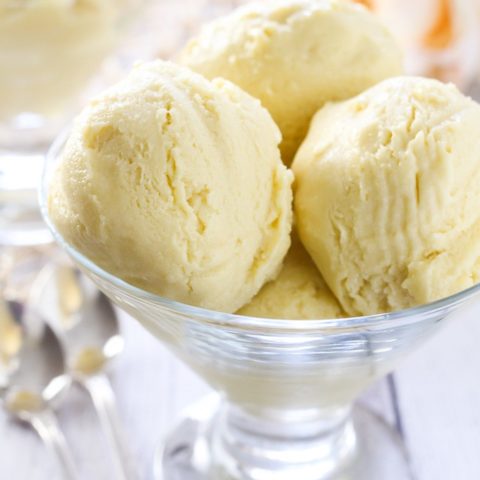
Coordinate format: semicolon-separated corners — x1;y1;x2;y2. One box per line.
423;0;454;49
354;0;480;90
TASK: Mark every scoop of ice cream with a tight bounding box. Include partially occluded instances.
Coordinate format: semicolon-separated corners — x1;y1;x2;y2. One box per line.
293;76;480;316
238;234;344;319
0;0;122;121
48;60;293;313
180;0;403;164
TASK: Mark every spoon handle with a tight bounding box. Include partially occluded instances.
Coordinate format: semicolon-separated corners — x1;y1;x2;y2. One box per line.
83;373;139;480
30;409;78;480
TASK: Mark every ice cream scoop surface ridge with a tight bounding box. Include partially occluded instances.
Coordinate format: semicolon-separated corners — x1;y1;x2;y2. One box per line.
48;60;293;313
293;76;480;316
238;233;344;319
180;0;403;164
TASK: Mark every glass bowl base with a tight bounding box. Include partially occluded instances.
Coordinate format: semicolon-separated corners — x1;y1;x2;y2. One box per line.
153;395;413;480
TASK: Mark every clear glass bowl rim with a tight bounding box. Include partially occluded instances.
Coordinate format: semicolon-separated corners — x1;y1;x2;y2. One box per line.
40;128;480;334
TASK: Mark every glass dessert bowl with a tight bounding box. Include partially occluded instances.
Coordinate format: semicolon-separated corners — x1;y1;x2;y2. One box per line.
41;133;480;480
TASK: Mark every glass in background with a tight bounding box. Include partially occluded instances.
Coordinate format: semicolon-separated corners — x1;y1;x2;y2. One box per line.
0;0;150;246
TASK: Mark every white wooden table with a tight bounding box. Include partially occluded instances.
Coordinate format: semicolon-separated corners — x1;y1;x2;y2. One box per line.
1;301;479;480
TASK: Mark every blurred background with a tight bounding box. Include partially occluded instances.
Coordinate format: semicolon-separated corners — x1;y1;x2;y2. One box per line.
0;1;480;480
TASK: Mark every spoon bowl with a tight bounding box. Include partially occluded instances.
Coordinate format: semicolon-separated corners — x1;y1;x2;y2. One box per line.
33;261;138;480
57;265;124;376
0;292;77;480
0;294;70;410
4;320;68;414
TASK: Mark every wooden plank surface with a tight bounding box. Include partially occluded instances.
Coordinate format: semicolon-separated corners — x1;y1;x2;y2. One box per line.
395;300;480;480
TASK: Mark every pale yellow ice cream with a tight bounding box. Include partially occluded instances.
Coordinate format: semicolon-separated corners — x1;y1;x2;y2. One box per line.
238;235;344;319
48;60;293;313
293;76;480;316
0;0;121;121
180;0;403;164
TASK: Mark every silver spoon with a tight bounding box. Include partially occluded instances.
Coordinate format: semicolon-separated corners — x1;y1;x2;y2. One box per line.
35;262;139;480
0;296;77;480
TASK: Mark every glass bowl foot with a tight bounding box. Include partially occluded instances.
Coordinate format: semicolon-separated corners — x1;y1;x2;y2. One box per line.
153;395;413;480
